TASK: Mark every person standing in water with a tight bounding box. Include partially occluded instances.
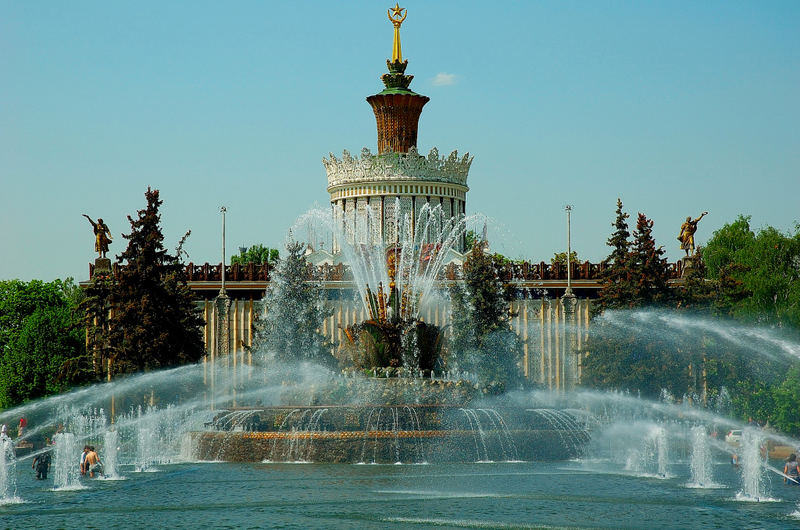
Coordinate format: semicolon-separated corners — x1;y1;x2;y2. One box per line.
80;446;90;475
784;453;799;485
85;446;103;478
32;450;51;480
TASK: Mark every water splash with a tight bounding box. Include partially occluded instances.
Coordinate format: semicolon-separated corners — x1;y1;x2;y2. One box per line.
686;425;722;488
735;428;778;502
0;434;19;503
102;429;122;479
293;203;470;321
52;432;84;491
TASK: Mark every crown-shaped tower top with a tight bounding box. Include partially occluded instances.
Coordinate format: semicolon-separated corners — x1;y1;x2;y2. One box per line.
366;4;430;154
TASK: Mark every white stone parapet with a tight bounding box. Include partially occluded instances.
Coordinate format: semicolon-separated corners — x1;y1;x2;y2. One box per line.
324;146;472;190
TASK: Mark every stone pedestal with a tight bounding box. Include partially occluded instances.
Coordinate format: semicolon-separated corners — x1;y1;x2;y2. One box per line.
561;290;577;315
680;256;696;278
93;257;112;278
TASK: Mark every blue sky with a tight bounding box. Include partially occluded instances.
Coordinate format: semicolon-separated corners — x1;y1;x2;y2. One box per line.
2;1;798;282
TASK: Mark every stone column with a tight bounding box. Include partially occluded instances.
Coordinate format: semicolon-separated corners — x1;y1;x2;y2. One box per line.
215;293;231;357
561;291;578;389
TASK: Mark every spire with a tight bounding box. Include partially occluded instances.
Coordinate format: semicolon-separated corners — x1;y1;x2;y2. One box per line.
389;3;406;63
367;5;429;154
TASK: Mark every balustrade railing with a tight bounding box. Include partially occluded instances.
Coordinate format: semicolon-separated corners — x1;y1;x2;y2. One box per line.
91;259;683;283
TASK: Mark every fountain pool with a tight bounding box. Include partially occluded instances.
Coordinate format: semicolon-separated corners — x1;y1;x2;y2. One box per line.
2;458;800;528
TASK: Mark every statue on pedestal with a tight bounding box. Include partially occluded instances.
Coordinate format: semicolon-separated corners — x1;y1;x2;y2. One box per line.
678;212;708;257
83;214;112;258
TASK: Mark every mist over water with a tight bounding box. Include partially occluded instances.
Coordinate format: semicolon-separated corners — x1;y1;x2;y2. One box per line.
596;308;800;363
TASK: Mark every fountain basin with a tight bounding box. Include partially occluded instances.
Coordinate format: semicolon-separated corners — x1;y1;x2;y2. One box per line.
189;405;590;463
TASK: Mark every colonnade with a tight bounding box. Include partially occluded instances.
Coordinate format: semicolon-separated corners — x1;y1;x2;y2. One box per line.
201;295;591;390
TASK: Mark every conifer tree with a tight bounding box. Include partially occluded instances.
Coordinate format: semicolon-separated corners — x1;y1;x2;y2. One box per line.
597;198;634;310
253;240;333;366
448;243;523;393
629;212;672;305
108;188;205;374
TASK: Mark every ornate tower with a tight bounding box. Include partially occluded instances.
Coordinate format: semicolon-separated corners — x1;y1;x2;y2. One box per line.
324;5;471;252
367;4;429;154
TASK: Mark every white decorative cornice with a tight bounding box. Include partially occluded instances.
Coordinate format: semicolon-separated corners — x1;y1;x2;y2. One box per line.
324;146;472;189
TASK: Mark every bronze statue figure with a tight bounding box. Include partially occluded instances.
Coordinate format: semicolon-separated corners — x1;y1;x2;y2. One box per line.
83;214;112;258
678;212;708;256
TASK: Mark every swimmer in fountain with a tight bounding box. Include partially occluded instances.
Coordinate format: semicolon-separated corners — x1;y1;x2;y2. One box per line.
85;446;104;478
784;453;799;485
80;445;89;475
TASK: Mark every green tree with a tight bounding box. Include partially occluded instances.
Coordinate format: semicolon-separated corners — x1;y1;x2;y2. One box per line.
448;243;523;394
253;240;333;366
0;306;89;407
584;205;681;397
231;244;279;266
550;251;579;268
702;215;755;278
0;279;90;407
1;280;65;353
596;199;634;310
769;364;800;436
464;230;477;251
704;216;800;327
628;212;672;306
108;188;205;374
596;204;672;310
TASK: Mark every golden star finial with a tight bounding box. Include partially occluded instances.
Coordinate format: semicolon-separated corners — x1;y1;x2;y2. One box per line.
390;3;405;19
387;4;408;62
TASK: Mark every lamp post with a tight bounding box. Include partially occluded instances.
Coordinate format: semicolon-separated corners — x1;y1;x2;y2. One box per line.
220;206;227;296
215;206;231;360
212;206;233;407
564;205;574;297
562;204;577;389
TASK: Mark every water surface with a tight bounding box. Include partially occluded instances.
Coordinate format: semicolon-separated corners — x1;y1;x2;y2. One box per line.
2;460;799;528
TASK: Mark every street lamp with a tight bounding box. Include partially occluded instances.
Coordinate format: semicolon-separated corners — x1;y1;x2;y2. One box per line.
565;205;573;296
220;206;227;295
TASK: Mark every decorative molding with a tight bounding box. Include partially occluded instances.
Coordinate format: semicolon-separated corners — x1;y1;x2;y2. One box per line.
324;146;472;189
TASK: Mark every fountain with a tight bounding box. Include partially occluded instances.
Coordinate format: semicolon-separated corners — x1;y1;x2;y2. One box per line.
102;429;120;479
185;198;592;464
687;425;715;488
337;202;464;373
621;423;670;478
0;310;798;525
51;432;83;490
0;433;17;503
1;4;798;526
737;427;773;501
